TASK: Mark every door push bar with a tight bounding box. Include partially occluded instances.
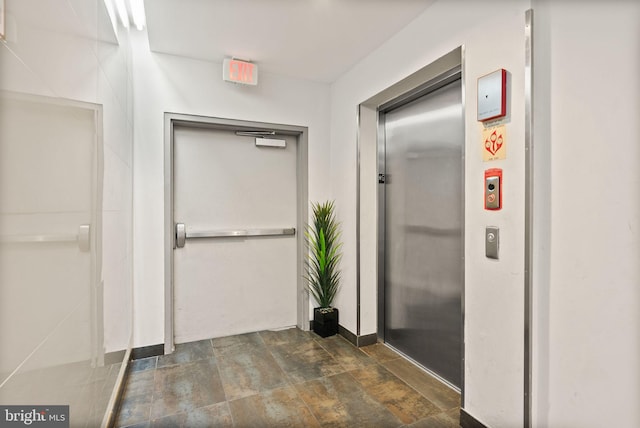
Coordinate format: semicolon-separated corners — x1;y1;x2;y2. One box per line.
175;223;295;248
0;224;91;252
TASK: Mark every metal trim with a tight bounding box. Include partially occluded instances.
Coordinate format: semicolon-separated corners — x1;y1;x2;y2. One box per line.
356;105;361;337
460;43;467;408
376;110;386;341
164;113;309;354
164;114;175;355
524;9;534;428
361;48;463;110
379;66;462;113
385;342;461;394
93;103;105;369
296;125;310;332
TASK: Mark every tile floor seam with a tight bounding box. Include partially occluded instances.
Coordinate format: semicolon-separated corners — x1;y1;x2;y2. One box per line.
222;400;235;427
294;377;328;426
382;359;461;413
340;368;406;428
361;362;451;425
209;334;226;410
256;330;268;347
381;344;461;392
212;349;231;405
374;361;446;411
264;340;295;387
127;369;155;426
147;364;158;425
292;381;330;428
312;336;351;374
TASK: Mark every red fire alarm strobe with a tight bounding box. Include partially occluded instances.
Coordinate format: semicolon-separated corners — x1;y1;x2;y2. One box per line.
477;69;507;122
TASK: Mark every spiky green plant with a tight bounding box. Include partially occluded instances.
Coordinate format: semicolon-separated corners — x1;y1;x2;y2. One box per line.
305;201;342;309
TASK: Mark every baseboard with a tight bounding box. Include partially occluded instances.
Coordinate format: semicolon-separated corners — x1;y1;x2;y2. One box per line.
338;325;377;347
308;321;376;347
131;344;164;360
356;332;378;347
460;408;488;428
139;323;378;360
337;324;356;344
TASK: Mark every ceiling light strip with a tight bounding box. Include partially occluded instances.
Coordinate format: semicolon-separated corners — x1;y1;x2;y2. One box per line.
128;0;146;30
113;0;129;28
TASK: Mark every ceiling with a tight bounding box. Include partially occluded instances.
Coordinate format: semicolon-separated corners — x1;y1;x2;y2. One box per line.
144;0;436;83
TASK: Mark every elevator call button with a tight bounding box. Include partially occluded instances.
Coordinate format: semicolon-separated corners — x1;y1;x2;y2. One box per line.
486;227;500;259
484;168;502;210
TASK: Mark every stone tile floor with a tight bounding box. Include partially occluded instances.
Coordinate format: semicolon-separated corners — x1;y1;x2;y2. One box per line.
115;328;460;427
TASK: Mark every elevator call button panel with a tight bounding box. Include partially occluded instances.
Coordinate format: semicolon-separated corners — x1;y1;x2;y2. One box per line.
484;168;502;210
486;226;500;259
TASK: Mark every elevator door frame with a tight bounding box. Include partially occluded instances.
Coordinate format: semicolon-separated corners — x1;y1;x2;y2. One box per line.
163;113;309;354
355;46;465;397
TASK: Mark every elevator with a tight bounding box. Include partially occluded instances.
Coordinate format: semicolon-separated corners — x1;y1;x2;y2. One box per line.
378;73;464;388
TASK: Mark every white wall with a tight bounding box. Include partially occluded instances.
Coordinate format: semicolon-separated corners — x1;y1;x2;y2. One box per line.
330;1;530;426
463;15;528;427
533;2;640;427
130;31;331;347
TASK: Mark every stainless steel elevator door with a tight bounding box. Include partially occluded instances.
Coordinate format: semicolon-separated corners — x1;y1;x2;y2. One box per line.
383;79;463;387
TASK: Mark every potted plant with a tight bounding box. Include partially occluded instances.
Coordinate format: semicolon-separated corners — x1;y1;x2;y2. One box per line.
305;200;342;338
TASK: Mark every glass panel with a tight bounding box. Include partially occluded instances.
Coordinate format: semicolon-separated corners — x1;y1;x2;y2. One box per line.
0;1;133;425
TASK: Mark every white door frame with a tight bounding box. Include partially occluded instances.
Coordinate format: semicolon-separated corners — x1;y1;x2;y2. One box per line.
163;113;309;354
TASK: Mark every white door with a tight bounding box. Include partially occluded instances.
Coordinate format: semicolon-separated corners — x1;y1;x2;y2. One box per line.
173;126;298;344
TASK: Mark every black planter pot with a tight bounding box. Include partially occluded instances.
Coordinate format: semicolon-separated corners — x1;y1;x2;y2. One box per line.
313;307;339;338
